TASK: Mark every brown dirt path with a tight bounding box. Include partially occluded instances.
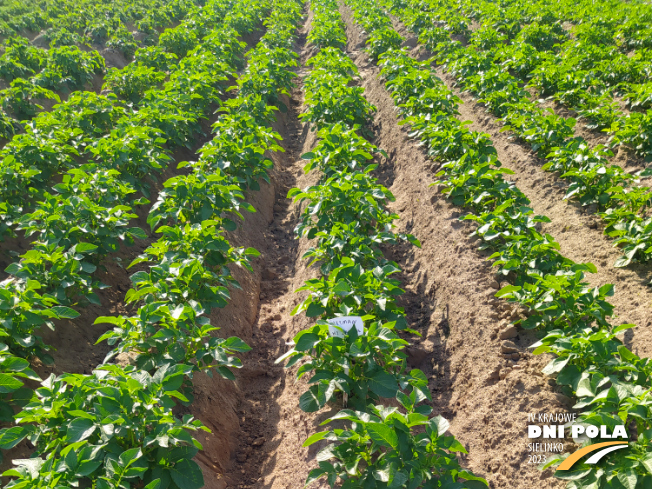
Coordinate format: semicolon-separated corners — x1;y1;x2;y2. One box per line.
218;8;333;489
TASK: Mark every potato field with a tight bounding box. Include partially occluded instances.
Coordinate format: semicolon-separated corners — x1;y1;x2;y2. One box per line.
0;0;651;488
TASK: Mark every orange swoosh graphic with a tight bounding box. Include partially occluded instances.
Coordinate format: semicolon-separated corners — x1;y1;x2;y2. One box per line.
557;441;628;470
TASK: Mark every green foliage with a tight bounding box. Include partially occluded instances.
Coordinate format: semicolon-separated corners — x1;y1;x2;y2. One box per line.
87;124;170;192
2;364;209;489
301;47;376;129
277;320;428;411
124;242;244;312
0;111;19;141
18;167;146;258
236;44;298;107
625;82;652;110
615;110;652;162
0;79;59;119
106;26;139;59
200;27;246;69
195;104;283;190
470;25;506;50
84;19;114;44
515;22;567;51
33;45;105;90
306;401;487;488
6;242;107;306
0;277;80;363
0;346;40;423
43;27;84;47
134;46;179;71
0;37;45;81
366;27;403;62
97;298;252;376
148;171;252;231
159;25;199;57
409;1;652;267
307;0;347;49
38;91;126;137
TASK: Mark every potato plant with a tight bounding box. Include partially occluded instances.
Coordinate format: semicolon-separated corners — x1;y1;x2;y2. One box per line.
103;65;167;104
3;365;209;489
0;38;45;81
0;79;59;119
277;320;429;412
305;399;488;488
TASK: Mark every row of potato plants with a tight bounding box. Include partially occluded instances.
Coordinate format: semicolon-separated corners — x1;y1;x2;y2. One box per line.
0;0;194;51
459;0;652;116
451;0;652;53
0;0;212;140
383;0;652;270
423;0;652;150
450;0;652;150
0;0;257;397
345;0;652;487
519;0;652;51
0;0;236;213
0;39;105;137
86;2;301;487
0;1;295;488
461;0;652;52
445;0;652;150
0;0;263;324
274;1;487;487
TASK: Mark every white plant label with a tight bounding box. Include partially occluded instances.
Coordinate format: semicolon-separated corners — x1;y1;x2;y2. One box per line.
327;316;364;338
